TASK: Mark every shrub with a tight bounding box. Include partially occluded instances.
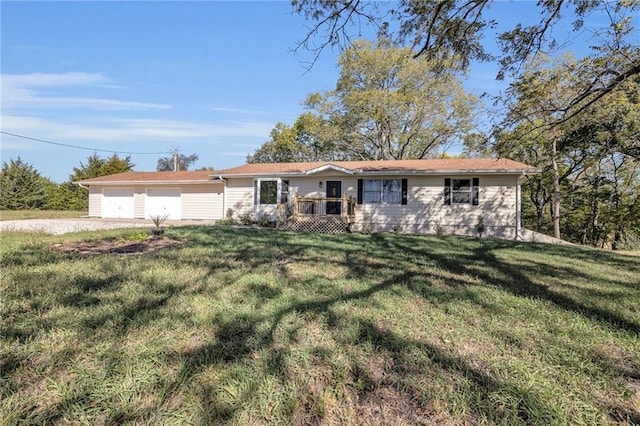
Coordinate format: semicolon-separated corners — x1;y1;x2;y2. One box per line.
475;216;486;238
238;212;254;226
218;208;237;225
149;213;169;236
256;213;274;227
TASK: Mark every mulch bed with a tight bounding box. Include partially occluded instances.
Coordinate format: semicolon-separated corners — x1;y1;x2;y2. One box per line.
50;236;185;255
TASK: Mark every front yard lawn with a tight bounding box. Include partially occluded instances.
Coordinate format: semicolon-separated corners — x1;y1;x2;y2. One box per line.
1;227;639;424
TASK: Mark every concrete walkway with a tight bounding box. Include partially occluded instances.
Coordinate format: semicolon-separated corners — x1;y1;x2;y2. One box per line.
0;218;217;235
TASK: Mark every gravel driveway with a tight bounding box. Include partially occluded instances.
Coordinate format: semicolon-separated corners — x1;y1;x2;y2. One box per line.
0;218;216;235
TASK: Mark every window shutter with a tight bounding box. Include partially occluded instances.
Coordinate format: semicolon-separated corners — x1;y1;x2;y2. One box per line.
401;179;408;205
357;179;363;205
253;180;258;206
444;178;451;205
472;177;479;205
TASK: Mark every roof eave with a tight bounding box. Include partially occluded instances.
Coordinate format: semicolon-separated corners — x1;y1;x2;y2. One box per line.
75;180;223;185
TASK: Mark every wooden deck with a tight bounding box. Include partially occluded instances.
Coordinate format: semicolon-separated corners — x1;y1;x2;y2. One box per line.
276;196;356;233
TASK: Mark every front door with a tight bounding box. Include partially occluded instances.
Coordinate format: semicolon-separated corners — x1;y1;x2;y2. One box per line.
326;181;342;215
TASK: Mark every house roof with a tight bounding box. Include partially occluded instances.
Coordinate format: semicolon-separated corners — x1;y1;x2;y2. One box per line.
77;158;539;185
218;158;539;176
76;170;217;185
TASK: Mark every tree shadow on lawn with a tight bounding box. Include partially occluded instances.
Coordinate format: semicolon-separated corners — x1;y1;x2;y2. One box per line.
385;236;640;336
174;243;558;423
12;226;632;423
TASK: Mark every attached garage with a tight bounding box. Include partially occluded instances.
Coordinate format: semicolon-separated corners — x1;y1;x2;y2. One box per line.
78;171;224;220
145;188;181;220
102;188;135;219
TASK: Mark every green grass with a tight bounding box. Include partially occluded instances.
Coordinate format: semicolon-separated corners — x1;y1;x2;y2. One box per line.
2;227;639;425
0;210;88;221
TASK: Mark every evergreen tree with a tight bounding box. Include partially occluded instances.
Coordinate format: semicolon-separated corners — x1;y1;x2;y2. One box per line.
64;154;135;210
0;157;47;210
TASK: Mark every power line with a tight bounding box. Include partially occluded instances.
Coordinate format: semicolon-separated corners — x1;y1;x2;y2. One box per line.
0;131;170;155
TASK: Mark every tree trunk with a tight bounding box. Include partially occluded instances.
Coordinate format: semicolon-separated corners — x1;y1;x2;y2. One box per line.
551;138;561;239
591;174;600;247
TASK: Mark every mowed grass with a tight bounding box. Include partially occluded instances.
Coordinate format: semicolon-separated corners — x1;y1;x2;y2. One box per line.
1;227;639;425
0;210;87;221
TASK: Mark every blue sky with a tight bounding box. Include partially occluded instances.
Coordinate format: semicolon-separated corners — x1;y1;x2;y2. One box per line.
1;1;625;182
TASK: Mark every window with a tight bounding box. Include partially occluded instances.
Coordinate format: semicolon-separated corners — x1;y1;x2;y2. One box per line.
383;179;401;204
452;179;471;204
362;179;402;204
444;177;479;205
254;178;290;205
363;179;381;203
260;180;277;204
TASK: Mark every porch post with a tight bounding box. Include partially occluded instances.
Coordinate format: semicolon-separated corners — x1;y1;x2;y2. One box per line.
342;194;347;218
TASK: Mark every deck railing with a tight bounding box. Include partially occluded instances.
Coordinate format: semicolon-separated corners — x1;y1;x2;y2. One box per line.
276;195;356;225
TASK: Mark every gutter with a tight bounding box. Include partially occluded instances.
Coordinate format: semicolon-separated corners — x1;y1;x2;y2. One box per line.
74;180;224;186
218;169;539;179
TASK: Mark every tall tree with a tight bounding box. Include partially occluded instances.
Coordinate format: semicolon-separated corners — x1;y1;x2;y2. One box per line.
292;0;639;126
303;38;478;160
157;153;199;171
487;55;640;244
0;157;47;210
247;113;337;163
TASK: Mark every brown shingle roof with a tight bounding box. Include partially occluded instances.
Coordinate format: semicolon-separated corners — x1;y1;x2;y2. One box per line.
77;158;538;184
77;170;216;184
219;158;538;175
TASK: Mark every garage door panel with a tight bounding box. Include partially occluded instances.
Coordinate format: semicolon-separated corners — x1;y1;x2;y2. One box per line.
145;188;181;220
102;189;135;218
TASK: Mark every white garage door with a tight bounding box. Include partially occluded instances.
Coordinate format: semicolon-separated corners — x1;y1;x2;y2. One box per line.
145;188;181;220
102;188;135;219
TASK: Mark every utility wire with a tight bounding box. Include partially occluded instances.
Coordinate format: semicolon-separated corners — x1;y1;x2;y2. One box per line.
0;131;170;155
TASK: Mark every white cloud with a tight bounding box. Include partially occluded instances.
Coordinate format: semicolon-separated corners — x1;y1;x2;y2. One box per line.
1;115;274;145
1;72;170;111
3;72;108;87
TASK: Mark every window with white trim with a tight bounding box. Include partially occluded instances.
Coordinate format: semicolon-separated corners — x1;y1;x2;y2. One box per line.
444;177;479;205
363;179;402;204
253;178;290;205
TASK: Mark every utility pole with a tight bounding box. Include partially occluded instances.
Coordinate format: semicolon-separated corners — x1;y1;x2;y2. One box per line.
172;148;180;172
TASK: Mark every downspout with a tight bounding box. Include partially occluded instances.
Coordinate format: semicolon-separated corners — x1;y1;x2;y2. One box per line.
218;176;227;219
76;182;90;218
516;172;523;241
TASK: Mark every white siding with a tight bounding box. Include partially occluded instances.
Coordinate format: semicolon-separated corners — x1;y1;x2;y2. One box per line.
294;177;358;199
182;184;224;220
215;174;519;238
355;175;517;238
225;178;255;218
88;187;101;217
